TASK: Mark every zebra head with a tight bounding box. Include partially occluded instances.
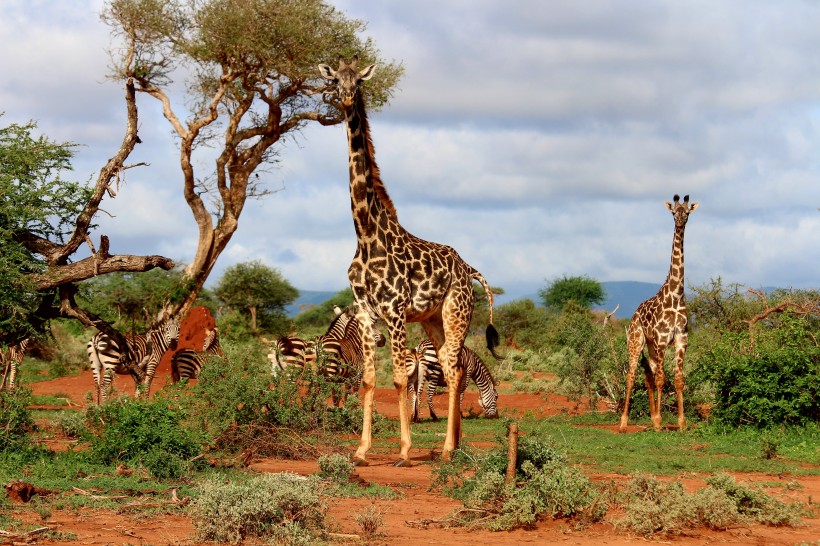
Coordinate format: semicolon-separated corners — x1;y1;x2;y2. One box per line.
202;328;221;353
164;317;180;351
478;382;499;419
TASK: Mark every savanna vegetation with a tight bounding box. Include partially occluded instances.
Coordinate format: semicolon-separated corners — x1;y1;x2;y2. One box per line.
1;276;818;542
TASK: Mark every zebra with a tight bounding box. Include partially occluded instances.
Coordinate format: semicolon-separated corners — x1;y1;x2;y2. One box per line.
268;335;313;376
170;328;222;383
0;338;31;391
87;317;180;404
405;339;499;422
322;306;386;349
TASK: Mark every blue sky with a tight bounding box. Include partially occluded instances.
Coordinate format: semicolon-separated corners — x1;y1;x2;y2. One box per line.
2;1;818;303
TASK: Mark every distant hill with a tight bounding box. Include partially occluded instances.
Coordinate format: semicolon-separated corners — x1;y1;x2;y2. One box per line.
288;282;661;319
286;289;339;317
596;281;661;318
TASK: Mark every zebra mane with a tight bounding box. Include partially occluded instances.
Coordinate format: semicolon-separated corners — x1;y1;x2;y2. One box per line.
325;308;353;336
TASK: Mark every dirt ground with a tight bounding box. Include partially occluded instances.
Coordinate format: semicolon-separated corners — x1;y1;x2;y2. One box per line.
9;349;820;545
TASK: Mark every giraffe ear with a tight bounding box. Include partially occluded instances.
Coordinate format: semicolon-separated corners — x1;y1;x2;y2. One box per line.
358;64;376;81
664;201;674;212
318;64;336;80
688;201;699;212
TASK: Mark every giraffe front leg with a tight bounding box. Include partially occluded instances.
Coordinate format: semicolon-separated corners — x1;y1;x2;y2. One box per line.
651;358;666;431
352;308;379;466
620;351;640;432
674;342;688;431
440;343;463;461
353;363;376;466
389;329;412;467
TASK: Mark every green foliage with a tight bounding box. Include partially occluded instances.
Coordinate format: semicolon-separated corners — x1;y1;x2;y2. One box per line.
550;302;625;411
693;314;820;428
432;432;603;531
184;341;376;456
79;267;191;332
0;119;88;343
494;298;553;349
539;275;606;310
0;388;35;451
213;260;299;334
191;473;327;544
687;277;762;333
85;397;204;478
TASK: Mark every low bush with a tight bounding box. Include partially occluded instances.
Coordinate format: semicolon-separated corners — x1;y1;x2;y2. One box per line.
432;431;604;531
185;342;379;457
191;473;327;544
618;472;803;536
84;397;204;478
0;388;35;452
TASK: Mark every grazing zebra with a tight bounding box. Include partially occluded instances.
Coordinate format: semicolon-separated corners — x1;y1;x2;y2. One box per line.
406;339;499;422
170;328;222;383
0;338;31;391
268;335;313;376
87;317;180;404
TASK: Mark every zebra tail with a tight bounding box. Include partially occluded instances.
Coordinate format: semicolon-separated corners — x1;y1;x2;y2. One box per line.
471;268;503;360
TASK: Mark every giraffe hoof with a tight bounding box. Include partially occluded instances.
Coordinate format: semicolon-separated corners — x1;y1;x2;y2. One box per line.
351;456;369;467
392;458;412;468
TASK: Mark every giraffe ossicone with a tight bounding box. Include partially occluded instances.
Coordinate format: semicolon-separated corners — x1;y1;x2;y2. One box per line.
319;56;501;466
619;194;698;433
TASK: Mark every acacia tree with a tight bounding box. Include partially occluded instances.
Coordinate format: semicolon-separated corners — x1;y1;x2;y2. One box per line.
102;0;403;319
539;275;606;311
213;261;298;333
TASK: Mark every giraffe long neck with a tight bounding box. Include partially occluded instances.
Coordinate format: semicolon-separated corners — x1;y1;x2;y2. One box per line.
664;223;686;296
344;92;396;240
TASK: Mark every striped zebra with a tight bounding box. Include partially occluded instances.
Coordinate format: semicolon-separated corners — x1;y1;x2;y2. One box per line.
268;335;313;376
0;338;31;391
170;328;222;383
87;317;180;404
313;308;387;403
405;339;499;422
323;306;386;348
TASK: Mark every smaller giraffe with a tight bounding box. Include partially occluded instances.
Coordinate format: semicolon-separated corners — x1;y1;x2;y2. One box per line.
620;194;698;433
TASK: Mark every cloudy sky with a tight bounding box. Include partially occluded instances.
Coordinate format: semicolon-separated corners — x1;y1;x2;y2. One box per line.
2;1;819;304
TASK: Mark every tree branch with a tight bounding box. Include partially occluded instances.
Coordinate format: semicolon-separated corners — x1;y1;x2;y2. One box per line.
29;253;174;291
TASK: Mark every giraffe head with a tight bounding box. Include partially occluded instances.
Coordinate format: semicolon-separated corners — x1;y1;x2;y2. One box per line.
318;55;376;109
665;194;698;228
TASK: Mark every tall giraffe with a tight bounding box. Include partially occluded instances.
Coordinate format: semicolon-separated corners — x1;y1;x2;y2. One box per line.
620;194;698;433
319;56;500;466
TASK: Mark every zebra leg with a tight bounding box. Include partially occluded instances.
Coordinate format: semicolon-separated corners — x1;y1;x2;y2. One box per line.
426;383;438;421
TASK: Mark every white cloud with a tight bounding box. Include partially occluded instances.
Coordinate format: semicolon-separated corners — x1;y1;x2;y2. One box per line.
2;0;819;305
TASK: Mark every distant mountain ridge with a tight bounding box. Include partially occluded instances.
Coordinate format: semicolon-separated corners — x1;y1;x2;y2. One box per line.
287;281;661;319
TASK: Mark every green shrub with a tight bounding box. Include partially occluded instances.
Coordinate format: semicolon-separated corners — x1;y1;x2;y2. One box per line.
695;314;820;428
0;388;35;451
85;398;203;478
184;341;378;457
432;431;603;531
191;473;327;544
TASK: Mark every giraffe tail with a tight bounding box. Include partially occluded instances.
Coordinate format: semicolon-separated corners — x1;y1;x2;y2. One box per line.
470;268;502;360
